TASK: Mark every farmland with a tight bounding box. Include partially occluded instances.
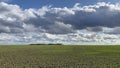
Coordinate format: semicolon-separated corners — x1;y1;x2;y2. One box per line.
0;45;120;68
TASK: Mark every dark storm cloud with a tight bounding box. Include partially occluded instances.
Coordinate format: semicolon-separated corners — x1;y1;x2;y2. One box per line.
61;4;120;29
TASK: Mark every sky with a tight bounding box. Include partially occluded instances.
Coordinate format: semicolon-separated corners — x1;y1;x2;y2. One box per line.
0;0;120;44
6;0;120;8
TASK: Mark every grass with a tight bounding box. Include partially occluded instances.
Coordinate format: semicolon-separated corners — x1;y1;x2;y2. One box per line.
0;45;120;68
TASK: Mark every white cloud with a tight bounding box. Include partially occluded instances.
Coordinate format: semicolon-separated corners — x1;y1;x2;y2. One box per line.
0;31;119;45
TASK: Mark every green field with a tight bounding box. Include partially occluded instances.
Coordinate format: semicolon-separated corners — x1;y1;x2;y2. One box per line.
0;45;120;68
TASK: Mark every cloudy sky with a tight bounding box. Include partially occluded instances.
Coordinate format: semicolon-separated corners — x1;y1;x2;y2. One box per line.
0;0;120;45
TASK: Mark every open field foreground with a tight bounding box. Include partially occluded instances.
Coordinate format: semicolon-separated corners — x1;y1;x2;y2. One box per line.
0;45;120;68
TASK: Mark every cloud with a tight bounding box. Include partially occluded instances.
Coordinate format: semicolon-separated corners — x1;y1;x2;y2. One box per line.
104;27;120;34
45;21;74;34
1;2;120;34
0;31;119;45
86;26;103;32
0;2;120;44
